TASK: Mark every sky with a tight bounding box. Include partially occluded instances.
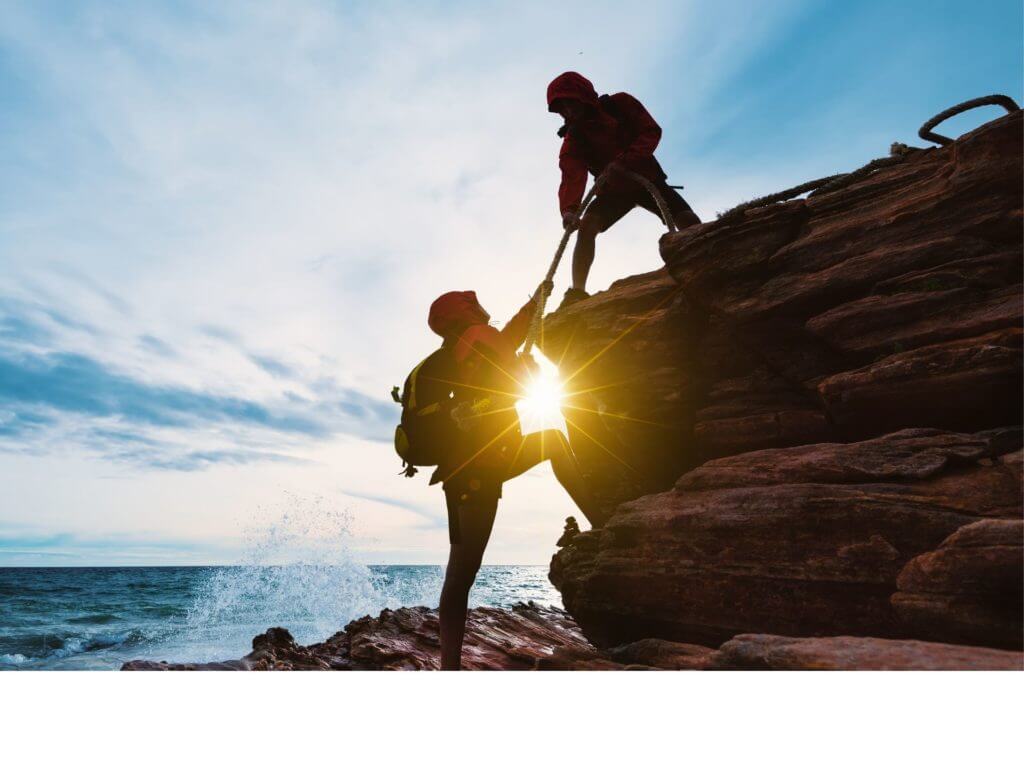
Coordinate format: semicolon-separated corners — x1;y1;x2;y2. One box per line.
1;0;1021;566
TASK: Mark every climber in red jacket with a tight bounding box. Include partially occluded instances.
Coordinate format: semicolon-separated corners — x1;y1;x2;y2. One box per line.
427;286;605;669
548;71;701;307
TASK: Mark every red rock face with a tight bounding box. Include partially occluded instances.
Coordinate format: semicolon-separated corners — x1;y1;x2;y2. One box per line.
547;111;1023;655
549;428;1021;648
659;111;1023;452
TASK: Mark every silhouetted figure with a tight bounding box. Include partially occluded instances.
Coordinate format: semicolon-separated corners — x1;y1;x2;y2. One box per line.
423;287;606;670
547;71;701;307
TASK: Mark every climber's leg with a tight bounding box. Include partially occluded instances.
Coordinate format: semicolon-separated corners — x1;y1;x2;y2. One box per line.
564;191;638;302
569;208;600;295
439;477;500;670
506;430;608;529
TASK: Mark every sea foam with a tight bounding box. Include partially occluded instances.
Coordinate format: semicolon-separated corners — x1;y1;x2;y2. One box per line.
182;496;440;651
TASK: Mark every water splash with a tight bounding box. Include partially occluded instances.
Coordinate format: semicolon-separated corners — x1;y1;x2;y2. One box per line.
182;495;440;650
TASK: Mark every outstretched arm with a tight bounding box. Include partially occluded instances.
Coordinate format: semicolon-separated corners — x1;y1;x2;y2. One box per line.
500;282;550;351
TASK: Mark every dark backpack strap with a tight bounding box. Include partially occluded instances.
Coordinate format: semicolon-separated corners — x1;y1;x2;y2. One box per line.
598;93;622;122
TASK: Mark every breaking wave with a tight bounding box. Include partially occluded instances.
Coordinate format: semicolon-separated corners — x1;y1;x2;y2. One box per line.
182;496;441;650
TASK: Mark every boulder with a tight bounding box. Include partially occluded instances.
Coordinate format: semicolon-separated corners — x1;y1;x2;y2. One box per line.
893;516;1023;649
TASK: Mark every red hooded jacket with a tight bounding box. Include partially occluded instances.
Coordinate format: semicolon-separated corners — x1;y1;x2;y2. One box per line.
426;290;539;479
547;71;667;216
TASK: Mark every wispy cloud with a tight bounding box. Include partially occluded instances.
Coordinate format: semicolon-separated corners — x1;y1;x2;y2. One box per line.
0;302;394;468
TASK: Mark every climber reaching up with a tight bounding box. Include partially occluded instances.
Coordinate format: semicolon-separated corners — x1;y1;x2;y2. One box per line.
393;286;606;669
547;71;701;307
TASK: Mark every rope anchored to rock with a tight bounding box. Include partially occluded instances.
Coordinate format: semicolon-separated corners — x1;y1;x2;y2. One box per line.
918;94;1020;146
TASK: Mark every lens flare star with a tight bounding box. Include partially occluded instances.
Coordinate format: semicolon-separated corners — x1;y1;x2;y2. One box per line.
516;354;567;434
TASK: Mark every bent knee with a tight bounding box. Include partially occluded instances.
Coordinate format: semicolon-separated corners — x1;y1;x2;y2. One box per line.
445;553;483;584
550;429;572;451
577;214;602;238
541;429;573;459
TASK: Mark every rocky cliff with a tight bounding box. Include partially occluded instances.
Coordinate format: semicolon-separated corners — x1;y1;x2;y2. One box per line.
543;109;1023;661
125;109;1022;672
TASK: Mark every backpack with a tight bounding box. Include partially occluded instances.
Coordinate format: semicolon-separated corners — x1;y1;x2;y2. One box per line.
557;94;629;140
557;94;667;182
392;346;457;477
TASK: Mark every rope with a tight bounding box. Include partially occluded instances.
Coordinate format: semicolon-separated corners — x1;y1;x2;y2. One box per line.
716;174;846;223
522;167;679;353
717;146;923;223
716;94;1020;223
918;94;1020;146
521;177;602;355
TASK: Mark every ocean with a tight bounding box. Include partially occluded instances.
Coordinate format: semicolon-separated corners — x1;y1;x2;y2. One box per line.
0;565;561;670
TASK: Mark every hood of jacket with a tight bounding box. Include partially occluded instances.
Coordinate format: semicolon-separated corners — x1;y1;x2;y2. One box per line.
546;71;599;112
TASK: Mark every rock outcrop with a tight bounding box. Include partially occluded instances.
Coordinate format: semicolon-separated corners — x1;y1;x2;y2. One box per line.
123;603;596;671
545;110;1023;660
550;427;1021;648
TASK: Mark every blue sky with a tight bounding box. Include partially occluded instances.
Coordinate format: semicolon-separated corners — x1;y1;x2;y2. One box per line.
1;0;1021;566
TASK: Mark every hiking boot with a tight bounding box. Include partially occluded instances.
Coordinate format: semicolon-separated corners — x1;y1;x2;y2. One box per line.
557;287;589;310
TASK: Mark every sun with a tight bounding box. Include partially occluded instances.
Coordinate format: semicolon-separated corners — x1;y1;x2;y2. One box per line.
516;353;567;435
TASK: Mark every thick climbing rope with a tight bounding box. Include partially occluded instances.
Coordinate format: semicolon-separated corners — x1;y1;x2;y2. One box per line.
717;94;1020;223
716;148;915;223
919;94;1020;146
522;168;679;354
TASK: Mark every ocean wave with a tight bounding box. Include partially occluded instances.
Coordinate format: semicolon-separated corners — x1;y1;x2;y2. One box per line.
2;628;150;663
